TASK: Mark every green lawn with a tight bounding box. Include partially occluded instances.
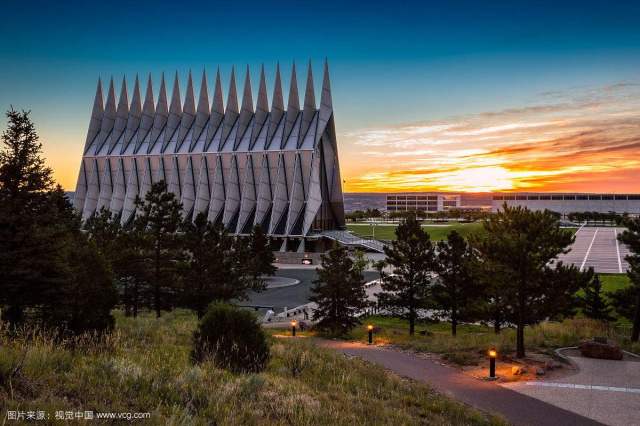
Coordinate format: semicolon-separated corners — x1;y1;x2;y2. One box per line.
347;223;576;241
599;273;631;293
347;222;484;241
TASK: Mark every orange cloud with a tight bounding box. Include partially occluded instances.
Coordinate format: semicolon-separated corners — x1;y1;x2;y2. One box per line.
341;82;640;193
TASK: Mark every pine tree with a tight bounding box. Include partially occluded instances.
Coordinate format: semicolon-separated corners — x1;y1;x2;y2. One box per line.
310;244;368;335
434;230;481;336
0;110;116;332
133;181;183;318
378;215;436;335
245;224;276;284
581;274;614;322
473;204;591;357
617;218;640;341
0;109;59;324
180;213;267;318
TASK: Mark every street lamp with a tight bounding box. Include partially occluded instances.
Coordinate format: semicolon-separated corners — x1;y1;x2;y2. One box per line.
488;348;497;379
291;320;297;337
367;324;374;344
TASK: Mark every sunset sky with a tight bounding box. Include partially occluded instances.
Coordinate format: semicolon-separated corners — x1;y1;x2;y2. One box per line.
1;0;639;193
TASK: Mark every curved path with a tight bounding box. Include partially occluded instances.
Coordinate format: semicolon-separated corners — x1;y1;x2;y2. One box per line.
319;340;603;426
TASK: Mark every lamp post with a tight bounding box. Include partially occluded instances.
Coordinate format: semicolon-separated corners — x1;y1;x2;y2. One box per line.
367;324;374;344
291;320;297;337
488;348;497;379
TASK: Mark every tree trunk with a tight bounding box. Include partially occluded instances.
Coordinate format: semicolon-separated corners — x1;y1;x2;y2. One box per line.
632;291;640;342
494;321;501;334
409;308;415;335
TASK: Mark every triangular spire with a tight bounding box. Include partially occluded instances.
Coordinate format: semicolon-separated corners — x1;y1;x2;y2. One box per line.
316;59;334;144
94;77;117;154
283;62;300;148
109;76;129;153
104;77;117;123
123;75;142;151
266;63;284;148
136;74;155;152
83;78;104;153
183;70;196;115
130;75;142;115
191;69;210;150
149;73;169;149
177;70;196;149
235;65;254;148
206;68;225;149
300;60;316;144
220;67;239;150
163;71;182;151
251;64;269;148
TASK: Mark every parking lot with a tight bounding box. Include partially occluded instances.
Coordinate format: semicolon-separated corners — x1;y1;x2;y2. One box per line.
558;227;630;273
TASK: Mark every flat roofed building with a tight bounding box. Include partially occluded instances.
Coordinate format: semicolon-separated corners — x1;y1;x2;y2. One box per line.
492;193;640;217
73;61;345;247
387;193;461;212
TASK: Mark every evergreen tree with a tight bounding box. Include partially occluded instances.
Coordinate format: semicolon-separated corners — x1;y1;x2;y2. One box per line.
133;181;183;317
434;230;481;336
0;109;61;324
180;213;267;318
245;224;276;284
617;218;640;341
581;274;614;322
0;110;116;332
378;215;436;335
84;207;123;263
310;244;368;335
352;249;369;275
473;205;590;357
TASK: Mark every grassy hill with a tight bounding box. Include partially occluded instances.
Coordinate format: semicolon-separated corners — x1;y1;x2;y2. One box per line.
0;310;503;425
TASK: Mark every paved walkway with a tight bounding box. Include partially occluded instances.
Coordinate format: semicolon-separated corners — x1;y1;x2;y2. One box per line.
502;350;640;426
319;340;603;426
558;227;630;273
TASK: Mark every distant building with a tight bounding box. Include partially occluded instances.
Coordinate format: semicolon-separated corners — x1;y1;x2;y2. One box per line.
386;193;461;212
492;193;640;217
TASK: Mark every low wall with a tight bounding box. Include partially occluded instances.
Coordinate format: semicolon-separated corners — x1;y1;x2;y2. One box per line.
273;251;323;265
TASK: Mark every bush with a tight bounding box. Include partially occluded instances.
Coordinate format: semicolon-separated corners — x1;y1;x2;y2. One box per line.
191;303;269;373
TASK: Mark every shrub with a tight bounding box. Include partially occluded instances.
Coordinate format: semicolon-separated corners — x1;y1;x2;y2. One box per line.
191;303;269;373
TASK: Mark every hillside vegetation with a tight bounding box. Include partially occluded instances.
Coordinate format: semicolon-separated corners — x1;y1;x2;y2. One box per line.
0;310;504;425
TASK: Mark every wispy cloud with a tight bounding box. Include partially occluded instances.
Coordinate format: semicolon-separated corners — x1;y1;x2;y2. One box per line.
341;82;640;192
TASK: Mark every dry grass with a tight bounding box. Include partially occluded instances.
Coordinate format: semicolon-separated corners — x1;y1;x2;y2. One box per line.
0;310;504;425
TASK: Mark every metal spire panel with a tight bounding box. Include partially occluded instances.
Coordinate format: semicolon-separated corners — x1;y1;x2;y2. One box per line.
251;65;269;149
123;75;142;153
266;64;284;149
83;78;104;154
219;67;239;151
177;71;196;151
235;65;254;149
110;76;129;154
163;72;183;152
191;69;210;151
300;61;316;146
149;74;168;152
282;62;300;149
